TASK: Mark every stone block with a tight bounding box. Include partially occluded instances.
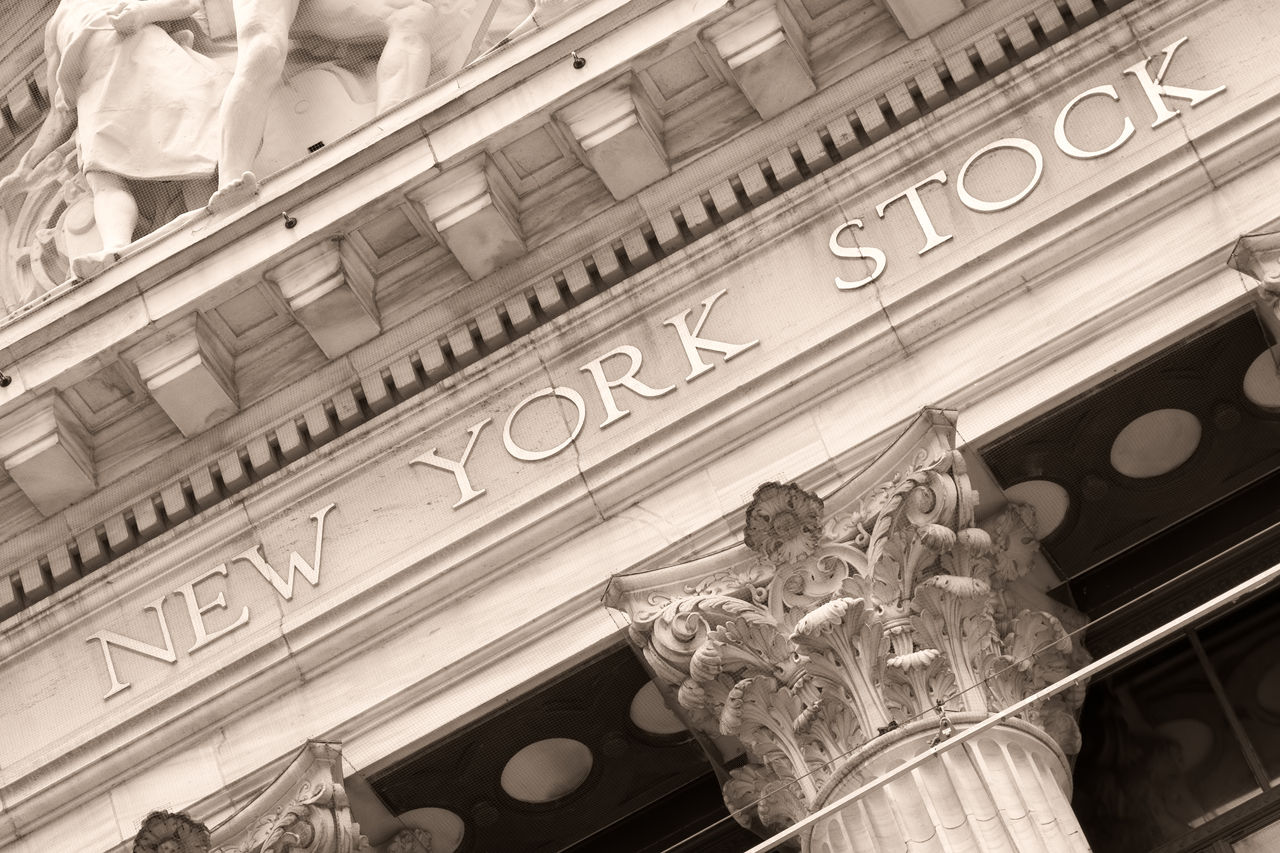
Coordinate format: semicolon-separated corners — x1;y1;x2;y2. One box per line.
705;0;816;120
266;239;380;359
558;77;670;200
123;314;238;438
413;156;525;280
0;394;95;516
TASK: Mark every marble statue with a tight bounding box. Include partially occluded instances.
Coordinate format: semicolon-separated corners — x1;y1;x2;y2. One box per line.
7;0;226;277
207;0;438;212
0;0;572;311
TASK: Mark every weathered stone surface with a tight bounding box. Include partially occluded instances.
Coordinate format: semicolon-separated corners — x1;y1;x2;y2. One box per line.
705;0;816;120
881;0;965;38
413;156;525;280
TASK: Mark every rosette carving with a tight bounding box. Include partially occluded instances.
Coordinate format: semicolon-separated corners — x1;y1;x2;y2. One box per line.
133;812;212;853
605;412;1091;837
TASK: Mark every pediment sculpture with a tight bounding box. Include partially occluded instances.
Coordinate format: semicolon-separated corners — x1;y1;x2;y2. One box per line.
0;0;574;316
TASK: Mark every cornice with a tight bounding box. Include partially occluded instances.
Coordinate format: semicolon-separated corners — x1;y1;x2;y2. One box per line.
0;0;1152;613
0;0;1268;635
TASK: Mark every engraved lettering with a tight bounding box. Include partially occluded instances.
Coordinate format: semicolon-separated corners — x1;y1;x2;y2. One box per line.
1123;36;1225;128
503;386;587;461
234;503;336;601
579;345;675;428
174;563;250;653
875;171;952;255
1054;84;1135;159
87;597;177;700
410;419;492;508
662;289;760;382
956;138;1045;213
829;219;887;290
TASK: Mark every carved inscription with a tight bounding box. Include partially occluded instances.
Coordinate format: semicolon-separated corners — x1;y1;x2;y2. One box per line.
829;35;1225;289
86;504;336;699
411;287;759;508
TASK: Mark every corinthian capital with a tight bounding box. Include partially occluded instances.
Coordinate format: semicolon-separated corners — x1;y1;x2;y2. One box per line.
605;410;1090;847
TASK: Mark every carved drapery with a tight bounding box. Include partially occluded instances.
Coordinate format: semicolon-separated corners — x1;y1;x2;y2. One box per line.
605;411;1092;851
132;742;371;853
0;137;200;314
0;0;590;318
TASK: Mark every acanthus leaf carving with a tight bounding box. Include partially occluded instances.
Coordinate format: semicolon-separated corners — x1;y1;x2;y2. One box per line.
791;597;893;735
719;676;821;803
724;763;808;835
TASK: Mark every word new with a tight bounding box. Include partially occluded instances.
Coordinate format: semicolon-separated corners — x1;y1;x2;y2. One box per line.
829;35;1224;288
86;504;335;699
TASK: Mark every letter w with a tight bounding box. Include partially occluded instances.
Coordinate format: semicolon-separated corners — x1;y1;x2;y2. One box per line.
234;503;336;601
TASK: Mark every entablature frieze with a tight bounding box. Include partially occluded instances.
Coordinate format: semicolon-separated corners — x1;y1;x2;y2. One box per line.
0;0;1183;595
0;0;1272;634
0;0;1141;377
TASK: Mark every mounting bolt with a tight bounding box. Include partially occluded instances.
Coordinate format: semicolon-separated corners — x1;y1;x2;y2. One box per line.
281;211;298;229
571;50;586;70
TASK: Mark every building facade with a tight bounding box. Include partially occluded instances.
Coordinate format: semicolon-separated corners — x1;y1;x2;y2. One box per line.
0;0;1278;850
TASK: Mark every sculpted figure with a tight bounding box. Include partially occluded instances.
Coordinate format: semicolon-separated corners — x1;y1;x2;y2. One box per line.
12;0;225;277
208;0;437;212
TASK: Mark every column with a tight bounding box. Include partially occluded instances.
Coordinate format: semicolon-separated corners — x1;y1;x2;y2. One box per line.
605;410;1092;852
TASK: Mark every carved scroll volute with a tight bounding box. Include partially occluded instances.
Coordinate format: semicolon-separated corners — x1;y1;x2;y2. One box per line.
203;742;370;853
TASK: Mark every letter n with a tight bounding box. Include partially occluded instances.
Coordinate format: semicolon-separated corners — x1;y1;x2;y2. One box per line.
86;597;177;700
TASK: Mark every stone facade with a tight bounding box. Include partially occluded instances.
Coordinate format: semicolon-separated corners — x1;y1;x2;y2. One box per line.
0;0;1277;850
